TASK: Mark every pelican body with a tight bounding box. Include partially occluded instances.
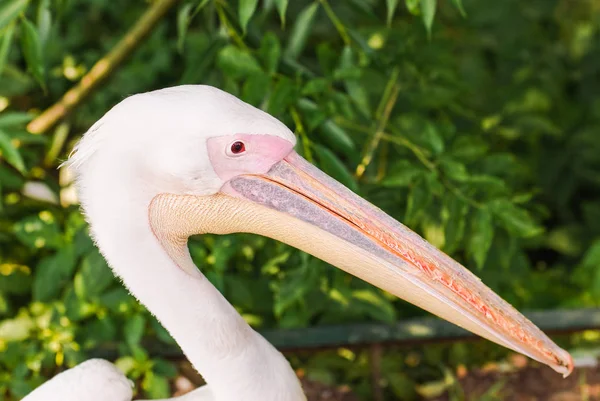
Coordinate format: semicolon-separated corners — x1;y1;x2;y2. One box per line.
23;86;572;401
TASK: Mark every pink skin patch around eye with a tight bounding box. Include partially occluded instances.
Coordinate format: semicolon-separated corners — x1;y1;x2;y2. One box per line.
207;134;294;182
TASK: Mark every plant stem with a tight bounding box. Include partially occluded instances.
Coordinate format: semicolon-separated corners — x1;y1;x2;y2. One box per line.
215;1;249;50
291;107;313;162
336;116;484;208
27;0;179;135
355;68;400;178
319;0;351;46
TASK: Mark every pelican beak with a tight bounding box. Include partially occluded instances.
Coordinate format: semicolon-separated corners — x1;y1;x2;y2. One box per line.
220;151;573;377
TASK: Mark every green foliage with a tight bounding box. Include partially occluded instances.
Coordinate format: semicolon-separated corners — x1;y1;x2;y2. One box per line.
0;0;599;399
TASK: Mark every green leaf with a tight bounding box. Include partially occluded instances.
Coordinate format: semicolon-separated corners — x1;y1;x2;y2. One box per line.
80;249;114;297
319;120;357;157
0;111;33;128
99;288;133;313
381;160;422;187
285;2;319;60
216;45;262;80
352;289;396;322
0;129;25;173
338;47;370;117
143;371;170;399
421;0;436;38
241;73;270;106
36;0;51;46
444;196;468;254
0;22;15;76
238;0;258;34
582;239;600;269
0;314;33;342
468;208;494;269
258;32;281;74
386;0;399;25
440;159;469;182
450;136;488;162
152;359;177;378
421;122;444;155
0;0;28;32
405;0;420;16
451;0;466;17
20;17;45;89
13;213;62;249
405;178;431;226
314;144;359;192
490;199;543;238
267;76;296;116
274;0;288;26
177;3;193;53
33;245;77;301
125;314;146;348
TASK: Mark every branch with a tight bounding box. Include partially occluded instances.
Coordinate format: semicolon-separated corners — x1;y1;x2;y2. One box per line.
27;0;180;135
355;68;400;179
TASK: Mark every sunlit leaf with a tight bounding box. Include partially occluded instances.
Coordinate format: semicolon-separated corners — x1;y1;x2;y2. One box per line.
36;0;51;46
274;0;288;26
405;0;420;16
285;2;319;60
239;0;259;34
0;314;33;341
0;128;25;174
0;0;28;32
386;0;399;26
421;0;436;38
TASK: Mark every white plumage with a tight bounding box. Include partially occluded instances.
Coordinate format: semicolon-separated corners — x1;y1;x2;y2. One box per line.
22;85;572;401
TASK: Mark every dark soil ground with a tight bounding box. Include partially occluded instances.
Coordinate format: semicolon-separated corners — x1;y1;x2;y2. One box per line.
170;357;600;401
432;359;600;401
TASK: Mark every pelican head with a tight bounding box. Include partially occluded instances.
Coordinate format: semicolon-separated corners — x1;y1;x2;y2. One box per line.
70;85;572;380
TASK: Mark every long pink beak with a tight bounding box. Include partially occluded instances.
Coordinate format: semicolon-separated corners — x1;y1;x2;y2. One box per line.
223;151;573;377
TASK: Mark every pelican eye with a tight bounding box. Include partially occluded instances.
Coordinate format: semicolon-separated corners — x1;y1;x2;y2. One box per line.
230;141;245;154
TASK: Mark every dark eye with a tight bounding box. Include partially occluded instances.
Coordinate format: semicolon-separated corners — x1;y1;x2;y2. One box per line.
230;141;245;154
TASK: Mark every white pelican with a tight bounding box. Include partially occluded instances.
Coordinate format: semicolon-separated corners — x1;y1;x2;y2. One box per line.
23;85;573;401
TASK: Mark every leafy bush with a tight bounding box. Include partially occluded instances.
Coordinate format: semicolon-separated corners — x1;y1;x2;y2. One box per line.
0;0;599;399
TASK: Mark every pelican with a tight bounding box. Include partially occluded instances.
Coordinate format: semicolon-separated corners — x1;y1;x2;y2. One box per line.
23;85;572;401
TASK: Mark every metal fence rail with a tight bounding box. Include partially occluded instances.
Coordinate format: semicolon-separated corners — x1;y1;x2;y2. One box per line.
261;307;600;352
92;308;600;359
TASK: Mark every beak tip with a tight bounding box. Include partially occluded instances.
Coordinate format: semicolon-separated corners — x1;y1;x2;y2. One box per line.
563;352;575;378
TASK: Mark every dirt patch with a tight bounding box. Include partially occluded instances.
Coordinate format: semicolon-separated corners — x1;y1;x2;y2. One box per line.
433;359;600;401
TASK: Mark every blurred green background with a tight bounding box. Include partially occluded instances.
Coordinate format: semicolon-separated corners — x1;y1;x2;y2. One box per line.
0;0;599;399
